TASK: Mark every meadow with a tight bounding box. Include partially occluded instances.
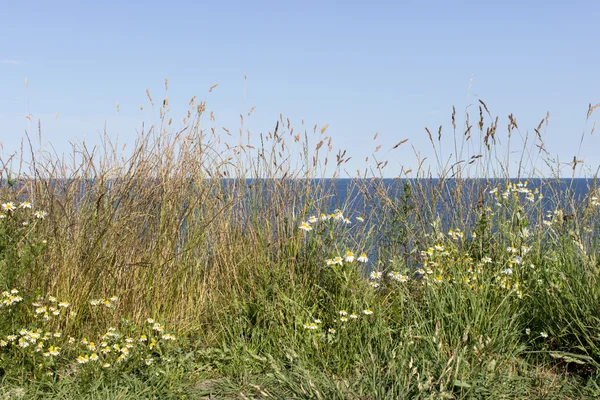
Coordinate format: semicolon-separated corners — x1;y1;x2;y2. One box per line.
1;90;600;399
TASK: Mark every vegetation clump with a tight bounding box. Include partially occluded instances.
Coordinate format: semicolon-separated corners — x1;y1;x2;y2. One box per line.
1;88;599;398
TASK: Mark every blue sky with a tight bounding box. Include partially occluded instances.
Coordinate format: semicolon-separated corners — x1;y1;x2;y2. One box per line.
1;0;599;177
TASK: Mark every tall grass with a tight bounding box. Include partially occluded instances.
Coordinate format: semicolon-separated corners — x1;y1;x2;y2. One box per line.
1;89;599;398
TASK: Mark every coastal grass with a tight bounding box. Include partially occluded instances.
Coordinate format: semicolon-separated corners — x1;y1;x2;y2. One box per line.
1;90;600;398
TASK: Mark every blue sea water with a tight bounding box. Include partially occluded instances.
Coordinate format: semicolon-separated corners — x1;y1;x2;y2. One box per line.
243;177;595;217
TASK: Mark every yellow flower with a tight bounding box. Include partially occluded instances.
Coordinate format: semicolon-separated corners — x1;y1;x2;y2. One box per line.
48;346;60;356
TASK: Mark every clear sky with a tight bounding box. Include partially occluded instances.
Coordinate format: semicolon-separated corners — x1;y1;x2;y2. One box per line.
1;0;599;178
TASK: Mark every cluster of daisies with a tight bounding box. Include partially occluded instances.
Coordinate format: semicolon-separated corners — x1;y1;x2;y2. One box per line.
1;200;48;220
0;288;178;377
303;308;375;334
298;209;364;232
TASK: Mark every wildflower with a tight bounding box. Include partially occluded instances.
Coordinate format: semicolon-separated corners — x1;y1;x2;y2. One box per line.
344;251;355;263
328;328;336;334
434;276;443;283
102;363;111;368
109;296;118;302
147;318;155;324
525;328;531;335
349;313;358;319
370;282;380;288
314;319;322;324
20;201;33;209
152;322;164;332
48;346;60;356
299;222;313;231
343;218;351;224
34;210;48;219
512;256;523;265
77;355;89;364
319;213;329;221
162;333;177;340
58;301;70;308
2;202;16;212
357;253;368;263
90;353;99;361
139;335;147;342
90;299;101;306
482;257;492;264
308;216;318;224
0;340;7;347
332;256;343;266
7;335;17;342
363;309;373;315
340;316;348;322
356;216;364;222
540;332;548;338
339;310;348;316
370;271;382;280
145;358;154;366
502;268;513;276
